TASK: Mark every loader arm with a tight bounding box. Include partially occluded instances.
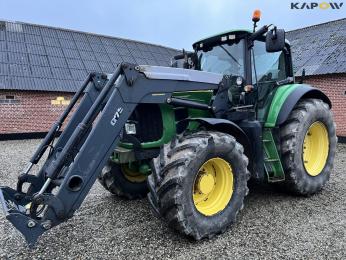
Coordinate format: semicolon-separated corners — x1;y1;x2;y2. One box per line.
0;63;222;246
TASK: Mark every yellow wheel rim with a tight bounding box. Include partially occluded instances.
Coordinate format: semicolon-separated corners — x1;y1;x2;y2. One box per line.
193;158;233;216
121;165;147;183
303;121;329;176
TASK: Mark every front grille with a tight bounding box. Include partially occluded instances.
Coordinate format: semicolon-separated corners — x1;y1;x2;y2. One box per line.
128;104;163;143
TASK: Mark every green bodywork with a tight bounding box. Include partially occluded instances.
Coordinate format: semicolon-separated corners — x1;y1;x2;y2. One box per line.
173;90;213;130
120;104;176;149
119;90;212;150
113;90;213;165
259;84;304;181
264;84;299;127
262;128;285;181
112;28;318;183
114;83;299;179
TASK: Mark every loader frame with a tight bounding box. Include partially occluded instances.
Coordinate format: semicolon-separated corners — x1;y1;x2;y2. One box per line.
0;62;225;246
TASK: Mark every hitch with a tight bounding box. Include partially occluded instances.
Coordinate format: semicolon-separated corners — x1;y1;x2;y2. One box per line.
0;62;220;246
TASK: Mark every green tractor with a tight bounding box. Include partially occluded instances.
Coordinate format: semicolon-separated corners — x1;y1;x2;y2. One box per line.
99;13;337;239
99;12;337;239
0;11;336;245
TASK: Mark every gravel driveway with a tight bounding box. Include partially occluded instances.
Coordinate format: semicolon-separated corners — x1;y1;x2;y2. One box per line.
0;139;345;259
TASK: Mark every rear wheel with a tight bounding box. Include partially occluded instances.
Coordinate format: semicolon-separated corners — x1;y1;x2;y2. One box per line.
280;98;337;195
147;131;250;240
98;160;148;199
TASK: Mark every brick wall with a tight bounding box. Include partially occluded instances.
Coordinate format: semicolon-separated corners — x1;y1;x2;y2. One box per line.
0;74;345;137
0;90;73;134
304;73;346;137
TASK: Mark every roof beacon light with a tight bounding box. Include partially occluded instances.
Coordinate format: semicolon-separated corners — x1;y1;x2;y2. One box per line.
252;10;261;23
252;10;261;32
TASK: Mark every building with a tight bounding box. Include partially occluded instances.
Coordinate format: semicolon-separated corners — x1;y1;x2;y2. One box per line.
286;18;346;138
0;19;345;139
0;20;179;138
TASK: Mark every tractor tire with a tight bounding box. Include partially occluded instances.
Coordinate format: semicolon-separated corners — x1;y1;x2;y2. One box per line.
98;160;148;200
147;131;250;240
280;98;337;195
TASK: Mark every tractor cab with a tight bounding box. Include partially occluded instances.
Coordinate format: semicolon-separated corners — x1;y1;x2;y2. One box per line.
173;11;294;119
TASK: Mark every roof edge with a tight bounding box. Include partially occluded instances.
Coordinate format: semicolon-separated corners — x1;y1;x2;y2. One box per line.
287;18;346;33
0;19;179;52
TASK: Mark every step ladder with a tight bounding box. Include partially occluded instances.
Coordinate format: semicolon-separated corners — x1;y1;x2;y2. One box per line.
262;128;285;182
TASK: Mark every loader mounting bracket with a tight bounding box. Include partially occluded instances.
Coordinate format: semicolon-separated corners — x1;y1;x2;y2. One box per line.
91;73;108;91
122;62;139;86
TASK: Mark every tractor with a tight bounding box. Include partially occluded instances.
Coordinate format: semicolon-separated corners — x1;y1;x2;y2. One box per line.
0;11;337;246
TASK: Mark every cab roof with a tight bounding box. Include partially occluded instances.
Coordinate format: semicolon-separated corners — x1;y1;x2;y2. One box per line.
193;29;252;49
192;28;291;50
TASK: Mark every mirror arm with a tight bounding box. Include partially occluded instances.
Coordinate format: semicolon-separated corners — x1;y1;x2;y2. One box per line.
272;26;278;40
249;25;270;41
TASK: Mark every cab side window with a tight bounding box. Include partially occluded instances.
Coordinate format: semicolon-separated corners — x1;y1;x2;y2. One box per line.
252;40;287;83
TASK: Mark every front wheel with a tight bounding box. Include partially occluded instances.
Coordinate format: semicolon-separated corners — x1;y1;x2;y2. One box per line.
98;160;148;199
147;131;250;240
280;98;337;195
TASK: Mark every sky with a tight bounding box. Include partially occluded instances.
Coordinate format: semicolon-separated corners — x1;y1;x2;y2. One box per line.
0;0;345;50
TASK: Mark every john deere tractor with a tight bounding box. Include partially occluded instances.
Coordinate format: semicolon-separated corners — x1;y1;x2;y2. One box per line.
0;11;336;246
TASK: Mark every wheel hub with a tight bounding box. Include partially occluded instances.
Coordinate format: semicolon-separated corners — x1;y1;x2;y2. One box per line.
193;158;234;216
121;164;147;183
303;121;329;176
196;173;215;195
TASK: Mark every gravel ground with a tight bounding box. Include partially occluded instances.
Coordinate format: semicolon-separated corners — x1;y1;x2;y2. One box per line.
0;139;345;260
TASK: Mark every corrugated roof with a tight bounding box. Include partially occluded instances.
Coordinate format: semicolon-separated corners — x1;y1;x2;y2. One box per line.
0;20;179;92
0;19;345;92
287;18;346;76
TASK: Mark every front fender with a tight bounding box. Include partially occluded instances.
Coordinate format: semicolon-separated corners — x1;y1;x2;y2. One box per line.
185;118;252;158
265;84;331;127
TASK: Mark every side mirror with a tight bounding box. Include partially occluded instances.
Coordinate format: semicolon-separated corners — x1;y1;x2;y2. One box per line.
266;28;285;52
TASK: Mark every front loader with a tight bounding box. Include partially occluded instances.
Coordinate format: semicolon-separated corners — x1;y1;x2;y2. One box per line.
0;11;337;246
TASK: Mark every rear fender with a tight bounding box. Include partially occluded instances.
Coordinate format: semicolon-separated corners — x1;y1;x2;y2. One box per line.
265;84;331;127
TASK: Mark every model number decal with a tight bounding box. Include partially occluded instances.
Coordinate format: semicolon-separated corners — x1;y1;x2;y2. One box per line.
110;107;124;126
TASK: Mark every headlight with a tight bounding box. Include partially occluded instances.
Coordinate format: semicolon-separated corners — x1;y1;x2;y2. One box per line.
125;123;136;135
236;77;243;86
244;85;254;92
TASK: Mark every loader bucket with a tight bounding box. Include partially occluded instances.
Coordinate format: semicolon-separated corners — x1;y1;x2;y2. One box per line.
0;187;46;247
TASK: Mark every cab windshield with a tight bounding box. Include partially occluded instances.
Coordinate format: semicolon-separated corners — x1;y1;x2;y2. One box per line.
197;39;245;75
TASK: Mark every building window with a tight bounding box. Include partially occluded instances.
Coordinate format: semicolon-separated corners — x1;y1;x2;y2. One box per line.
0;95;20;104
